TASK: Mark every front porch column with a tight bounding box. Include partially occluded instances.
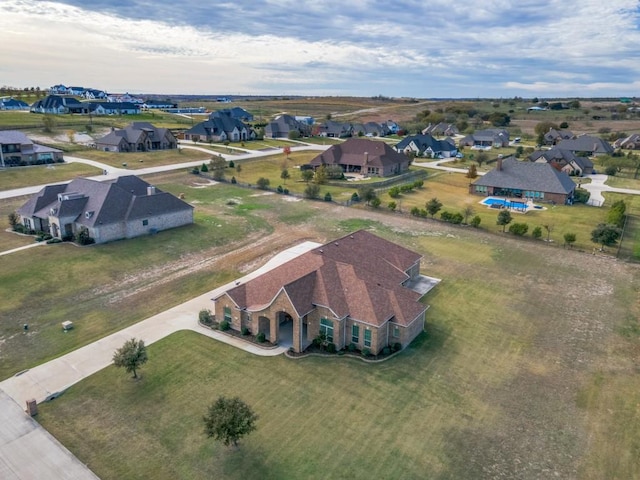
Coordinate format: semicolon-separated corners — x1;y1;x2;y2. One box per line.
293;317;302;353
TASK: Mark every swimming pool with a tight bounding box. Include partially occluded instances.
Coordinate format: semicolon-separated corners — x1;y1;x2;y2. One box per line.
480;197;529;210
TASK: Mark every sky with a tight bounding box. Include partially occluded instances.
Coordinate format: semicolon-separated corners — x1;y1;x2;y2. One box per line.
1;0;640;98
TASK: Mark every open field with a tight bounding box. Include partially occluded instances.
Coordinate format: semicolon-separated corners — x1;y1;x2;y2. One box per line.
0;162;100;190
71;147;209;169
35;212;640;480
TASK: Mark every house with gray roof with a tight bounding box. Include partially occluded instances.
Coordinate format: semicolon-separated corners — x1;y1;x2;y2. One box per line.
212;229;432;354
470;156;576;204
555;135;614;156
528;148;593;176
95;122;176;152
214;107;254;122
395;134;458;158
183;111;253;143
613;133;640;150
309;138;409;177
459;129;510;149
30;95;84;114
0;130;64;166
0;98;30;110
348;122;390;137
318;120;353;138
543;128;574;145
17;175;193;244
422;122;459;137
264;114;311;138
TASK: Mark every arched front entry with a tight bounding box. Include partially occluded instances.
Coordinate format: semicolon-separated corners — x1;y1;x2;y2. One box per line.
276;311;294;348
258;316;271;341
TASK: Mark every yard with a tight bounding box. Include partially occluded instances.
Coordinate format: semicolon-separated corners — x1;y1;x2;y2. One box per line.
35;213;640;480
0;162;100;190
71;147;209;169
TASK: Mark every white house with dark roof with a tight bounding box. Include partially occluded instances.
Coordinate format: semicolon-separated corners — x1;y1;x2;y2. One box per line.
212;230;436;354
395;134;458;158
95;122;176;152
459;129;510;149
470;156;576;204
0;98;30;110
17;175;193;243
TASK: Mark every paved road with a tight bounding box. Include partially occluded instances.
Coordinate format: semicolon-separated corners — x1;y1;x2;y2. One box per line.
0;240;320;480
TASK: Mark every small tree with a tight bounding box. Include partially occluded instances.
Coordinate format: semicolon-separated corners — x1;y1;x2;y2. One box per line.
42;114;56;133
301;169;314;183
235;163;242;179
475;151;488;166
470;215;481;228
388;201;397;212
543;223;554;242
256;177;270;190
370;197;381;208
532;226;542;239
591;223;621;251
209;155;227;181
563;232;577;249
324;191;332;202
358;186;377;206
8;211;19;229
508;222;529;236
425;198;443;218
113;338;148;379
280;168;290;184
466;164;478;178
462;205;475;224
200;163;209;172
203;396;258;448
496;210;512;232
314;165;328;185
304;183;321;199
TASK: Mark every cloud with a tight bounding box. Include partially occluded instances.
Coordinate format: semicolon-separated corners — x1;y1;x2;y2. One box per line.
1;0;640;97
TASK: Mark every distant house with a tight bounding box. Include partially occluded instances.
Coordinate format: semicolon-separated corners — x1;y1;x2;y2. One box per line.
215;107;254;122
349;122;390;137
543;128;574;145
0;130;64;166
183;111;253;142
49;84;69;95
555;135;614;156
91;102;140;115
264;114;311;138
308;138;409;177
107;93;144;104
142;99;177;110
30;95;83;114
385;120;400;134
17;175;193;244
67;86;85;96
459;129;510;149
527;106;547;111
0;98;30;110
470;156;576;204
82;89;108;100
95;122;177;152
395;134;458;158
422;122;459;137
528;148;593;176
212;229;433;355
613;133;640;150
318;120;353;138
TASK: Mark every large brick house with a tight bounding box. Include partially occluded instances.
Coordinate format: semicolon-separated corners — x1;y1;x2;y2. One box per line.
212;230;433;354
17;175;193;244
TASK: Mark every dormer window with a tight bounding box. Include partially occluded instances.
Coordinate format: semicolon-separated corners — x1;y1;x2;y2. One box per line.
85;211;94;219
50;208;57;215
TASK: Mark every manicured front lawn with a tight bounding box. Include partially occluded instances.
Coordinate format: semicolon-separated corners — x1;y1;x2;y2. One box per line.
0;163;100;191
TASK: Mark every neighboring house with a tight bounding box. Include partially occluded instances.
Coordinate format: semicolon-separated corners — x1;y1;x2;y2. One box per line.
470;156;576;204
17;175;193;244
95;122;177;152
395;134;458;158
264;114;311;138
30;95;83;114
214;107;254;122
527;106;547;111
82;89;108;100
459;129;510;148
528;148;593;176
385;120;400;134
349;122;390;138
212;229;432;354
318;120;353;138
49;84;69;95
67;86;85;96
613;133;640;150
422;122;459;137
92;102;140;115
183;111;253;142
0;98;30;110
308;138;409;177
543;128;574;145
555;135;614;156
107;93;144;104
0;130;64;166
142;99;177;110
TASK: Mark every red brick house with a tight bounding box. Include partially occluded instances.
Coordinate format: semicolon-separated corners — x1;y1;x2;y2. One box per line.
212;230;431;354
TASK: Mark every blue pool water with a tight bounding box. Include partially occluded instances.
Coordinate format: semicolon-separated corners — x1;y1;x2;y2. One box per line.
481;197;528;209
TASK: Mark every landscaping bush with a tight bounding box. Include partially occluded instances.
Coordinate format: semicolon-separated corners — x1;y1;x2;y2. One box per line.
256;332;266;343
241;327;250;336
256;177;270;190
410;206;421;216
440;211;463;224
605;165;617;176
191;167;200;175
283;188;289;195
362;347;371;357
412;179;424;189
219;320;230;331
324;192;332;202
276;185;284;194
393;342;402;352
228;160;235;168
46;238;62;244
370;197;381;208
351;192;360;202
573;188;590;204
231;176;237;184
382;347;391;356
13;224;25;233
348;343;357;352
508;223;529;236
388;186;400;198
199;309;213;325
327;343;337;354
532;226;542;239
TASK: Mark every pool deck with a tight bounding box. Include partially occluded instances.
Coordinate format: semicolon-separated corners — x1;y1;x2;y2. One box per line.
479;197;545;213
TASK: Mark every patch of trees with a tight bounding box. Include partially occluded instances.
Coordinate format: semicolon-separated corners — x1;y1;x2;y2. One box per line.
203;396;258;448
606;200;627;228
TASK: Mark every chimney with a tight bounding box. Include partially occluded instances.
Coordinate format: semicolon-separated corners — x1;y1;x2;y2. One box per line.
497;156;503;171
147;185;156;196
364;152;369;164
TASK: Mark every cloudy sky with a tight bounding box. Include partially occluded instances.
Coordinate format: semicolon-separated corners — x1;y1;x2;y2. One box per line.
1;0;640;98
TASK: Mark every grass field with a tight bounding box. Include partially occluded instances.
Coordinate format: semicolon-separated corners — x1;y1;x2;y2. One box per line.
0;162;100;190
70;147;209;169
36;216;640;480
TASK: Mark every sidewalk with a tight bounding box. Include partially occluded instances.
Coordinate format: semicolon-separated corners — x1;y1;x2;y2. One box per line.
0;240;320;480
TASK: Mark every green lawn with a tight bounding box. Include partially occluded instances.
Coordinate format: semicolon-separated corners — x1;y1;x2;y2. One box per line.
0;163;100;191
36;218;640;480
70;148;209;169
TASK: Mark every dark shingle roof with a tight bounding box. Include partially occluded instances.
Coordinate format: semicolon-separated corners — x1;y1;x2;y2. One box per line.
309;138;408;169
556;135;613;154
473;157;576;194
395;134;456;153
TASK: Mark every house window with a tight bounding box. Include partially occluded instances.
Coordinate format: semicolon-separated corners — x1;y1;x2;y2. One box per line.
364;329;372;348
142;219;148;226
224;306;232;323
351;324;359;344
320;318;334;342
393;326;400;338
